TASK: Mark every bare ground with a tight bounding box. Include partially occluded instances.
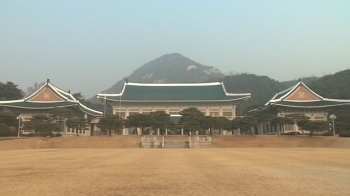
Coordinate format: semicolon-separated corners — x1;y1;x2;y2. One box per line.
1;148;350;196
1;135;350;150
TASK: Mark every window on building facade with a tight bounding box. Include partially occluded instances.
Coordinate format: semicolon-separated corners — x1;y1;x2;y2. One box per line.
116;112;125;118
209;112;220;117
314;116;325;120
223;112;233;117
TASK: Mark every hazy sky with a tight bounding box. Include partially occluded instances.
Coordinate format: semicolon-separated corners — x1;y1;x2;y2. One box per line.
1;0;349;98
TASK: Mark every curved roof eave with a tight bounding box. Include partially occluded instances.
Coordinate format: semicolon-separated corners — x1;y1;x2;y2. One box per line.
102;97;250;103
78;103;103;116
270;102;350;108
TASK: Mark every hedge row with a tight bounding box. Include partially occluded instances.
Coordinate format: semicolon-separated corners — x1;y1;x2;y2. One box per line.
339;131;350;137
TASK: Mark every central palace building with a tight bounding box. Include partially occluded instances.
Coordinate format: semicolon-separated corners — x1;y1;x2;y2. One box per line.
97;80;251;135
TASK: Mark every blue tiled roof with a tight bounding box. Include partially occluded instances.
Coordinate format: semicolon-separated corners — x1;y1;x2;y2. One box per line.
99;82;250;102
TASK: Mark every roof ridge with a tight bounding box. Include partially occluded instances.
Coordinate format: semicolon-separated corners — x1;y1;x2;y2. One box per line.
126;82;222;87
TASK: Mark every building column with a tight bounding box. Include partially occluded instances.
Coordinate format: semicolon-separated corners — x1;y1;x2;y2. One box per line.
233;106;236;118
157;128;160;135
165;128;168;135
181;128;183;135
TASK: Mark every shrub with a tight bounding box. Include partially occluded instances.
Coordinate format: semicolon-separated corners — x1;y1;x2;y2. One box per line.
282;131;301;135
25;133;43;137
0;123;10;136
322;131;334;136
50;133;62;137
339;131;350;137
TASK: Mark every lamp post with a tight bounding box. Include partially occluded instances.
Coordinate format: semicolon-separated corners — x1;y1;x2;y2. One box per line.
16;114;23;138
329;114;336;136
277;113;282;135
84;114;88;136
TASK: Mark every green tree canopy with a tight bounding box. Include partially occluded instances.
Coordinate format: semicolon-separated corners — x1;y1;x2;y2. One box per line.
303;121;329;137
236;116;258;136
179;107;205;135
22;114;59;136
0;112;17;127
97;114;123;136
149;111;172;134
124;113;151;135
285;114;310;134
66;118;89;136
0;81;24;100
202;116;219;135
216;116;232;135
34;121;60;136
50;108;74;134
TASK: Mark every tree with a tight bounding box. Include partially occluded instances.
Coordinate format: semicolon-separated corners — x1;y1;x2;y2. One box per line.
97;114;124;136
26;82;45;97
66;118;89;136
248;109;275;134
285;114;310;134
270;117;294;134
0;112;17;127
330;114;350;133
179;107;205;135
149;111;172;135
31;114;51;122
303;121;329;137
202;116;219;135
0;81;24;100
237;116;258;135
34;121;60;136
216;117;232;135
50;108;74;134
0;123;11;136
232;117;242;135
24;114;59;136
124;113;151;135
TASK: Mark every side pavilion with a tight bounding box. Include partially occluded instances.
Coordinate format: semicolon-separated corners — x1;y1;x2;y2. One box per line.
97;80;251;135
0;79;103;136
261;80;350;134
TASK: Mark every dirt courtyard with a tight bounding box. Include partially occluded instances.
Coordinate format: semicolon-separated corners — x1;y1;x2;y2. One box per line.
1;148;350;196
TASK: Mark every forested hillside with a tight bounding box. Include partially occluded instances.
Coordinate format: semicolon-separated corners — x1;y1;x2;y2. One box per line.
223;73;286;107
308;69;350;99
280;76;318;88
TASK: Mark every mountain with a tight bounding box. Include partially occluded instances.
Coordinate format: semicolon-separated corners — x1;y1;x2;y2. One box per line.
223;73;286;109
102;53;224;94
308;69;350;99
90;53;349;112
280;76;319;88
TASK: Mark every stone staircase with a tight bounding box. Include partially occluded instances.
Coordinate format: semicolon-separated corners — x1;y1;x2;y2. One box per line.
141;135;211;148
163;141;189;148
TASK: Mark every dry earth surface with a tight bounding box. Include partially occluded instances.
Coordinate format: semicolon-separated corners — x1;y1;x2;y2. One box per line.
1;135;350;150
1;148;350;196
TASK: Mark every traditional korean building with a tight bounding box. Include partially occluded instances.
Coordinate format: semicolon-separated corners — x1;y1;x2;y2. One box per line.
261;80;350;134
97;80;251;135
0;79;103;136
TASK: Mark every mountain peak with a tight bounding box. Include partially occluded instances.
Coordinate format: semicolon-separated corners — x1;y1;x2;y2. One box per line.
100;53;224;94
